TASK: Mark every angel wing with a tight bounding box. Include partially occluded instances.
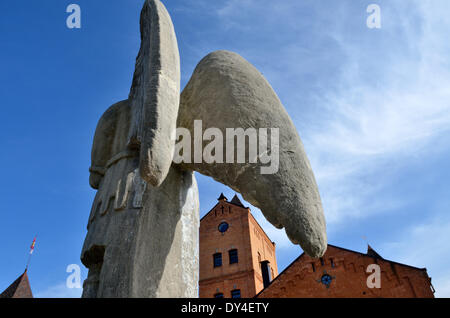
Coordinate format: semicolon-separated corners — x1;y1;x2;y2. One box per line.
126;1;326;257
128;0;180;187
176;50;327;257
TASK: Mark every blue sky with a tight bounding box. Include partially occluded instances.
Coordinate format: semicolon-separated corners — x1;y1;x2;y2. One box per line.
0;0;449;297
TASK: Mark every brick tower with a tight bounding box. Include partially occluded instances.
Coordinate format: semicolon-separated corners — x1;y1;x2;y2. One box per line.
199;193;278;298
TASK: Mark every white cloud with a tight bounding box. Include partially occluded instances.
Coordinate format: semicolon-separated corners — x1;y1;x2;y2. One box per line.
35;282;82;298
217;0;254;17
434;275;450;298
302;0;450;224
203;0;450;243
380;215;450;297
210;0;450;225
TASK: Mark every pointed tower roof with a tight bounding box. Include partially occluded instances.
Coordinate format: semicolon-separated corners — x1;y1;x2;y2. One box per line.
366;245;383;259
230;194;246;208
0;270;33;298
217;193;228;201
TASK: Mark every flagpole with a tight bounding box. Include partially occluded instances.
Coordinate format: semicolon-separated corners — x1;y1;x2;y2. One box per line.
26;235;37;271
25;253;32;271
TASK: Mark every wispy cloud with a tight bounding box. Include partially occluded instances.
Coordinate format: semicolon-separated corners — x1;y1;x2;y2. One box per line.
434;275;450;298
301;0;450;224
35;282;82;298
211;0;450;224
380;213;450;297
193;0;450;293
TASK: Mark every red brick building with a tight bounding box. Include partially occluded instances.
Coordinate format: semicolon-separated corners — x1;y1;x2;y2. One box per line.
199;194;435;298
199;194;278;298
256;244;435;298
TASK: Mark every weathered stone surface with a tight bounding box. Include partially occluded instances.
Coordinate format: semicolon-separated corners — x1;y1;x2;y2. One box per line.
81;0;327;299
177;50;327;257
82;99;199;298
82;0;197;299
128;0;181;187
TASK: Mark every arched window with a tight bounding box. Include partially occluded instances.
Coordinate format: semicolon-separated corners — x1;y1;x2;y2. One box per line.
260;260;271;288
214;293;224;298
231;289;241;298
213;253;222;267
229;249;238;264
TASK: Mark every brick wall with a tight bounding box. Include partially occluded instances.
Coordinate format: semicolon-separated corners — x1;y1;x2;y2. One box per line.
199;198;278;298
256;245;435;298
248;213;278;294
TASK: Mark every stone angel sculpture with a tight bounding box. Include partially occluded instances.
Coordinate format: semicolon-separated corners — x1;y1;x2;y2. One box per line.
81;0;327;298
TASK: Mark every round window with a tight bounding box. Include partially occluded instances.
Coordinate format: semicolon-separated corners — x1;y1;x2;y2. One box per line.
218;222;229;233
321;274;332;287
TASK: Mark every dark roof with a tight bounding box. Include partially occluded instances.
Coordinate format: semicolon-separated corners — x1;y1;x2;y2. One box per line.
254;243;428;298
367;244;383;259
230;194;245;208
0;270;33;298
200;193;250;222
217;193;227;201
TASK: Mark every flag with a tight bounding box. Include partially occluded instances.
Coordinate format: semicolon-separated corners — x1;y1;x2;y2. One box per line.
30;236;36;255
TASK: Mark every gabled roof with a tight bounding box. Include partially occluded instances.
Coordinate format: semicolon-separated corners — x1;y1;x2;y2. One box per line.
200;193;249;222
0;269;33;298
254;243;428;297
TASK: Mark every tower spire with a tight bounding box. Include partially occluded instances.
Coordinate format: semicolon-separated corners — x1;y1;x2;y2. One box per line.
0;269;33;298
217;193;228;201
230;194;245;208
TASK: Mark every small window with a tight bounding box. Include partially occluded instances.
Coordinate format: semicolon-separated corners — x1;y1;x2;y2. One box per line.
214;293;224;298
311;262;316;272
260;261;271;288
330;258;335;268
320;257;324;266
218;222;229;233
213;253;222;267
231;289;241;298
229;249;238;264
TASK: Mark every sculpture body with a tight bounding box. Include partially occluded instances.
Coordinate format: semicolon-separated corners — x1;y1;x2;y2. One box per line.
82;100;199;297
81;0;327;298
